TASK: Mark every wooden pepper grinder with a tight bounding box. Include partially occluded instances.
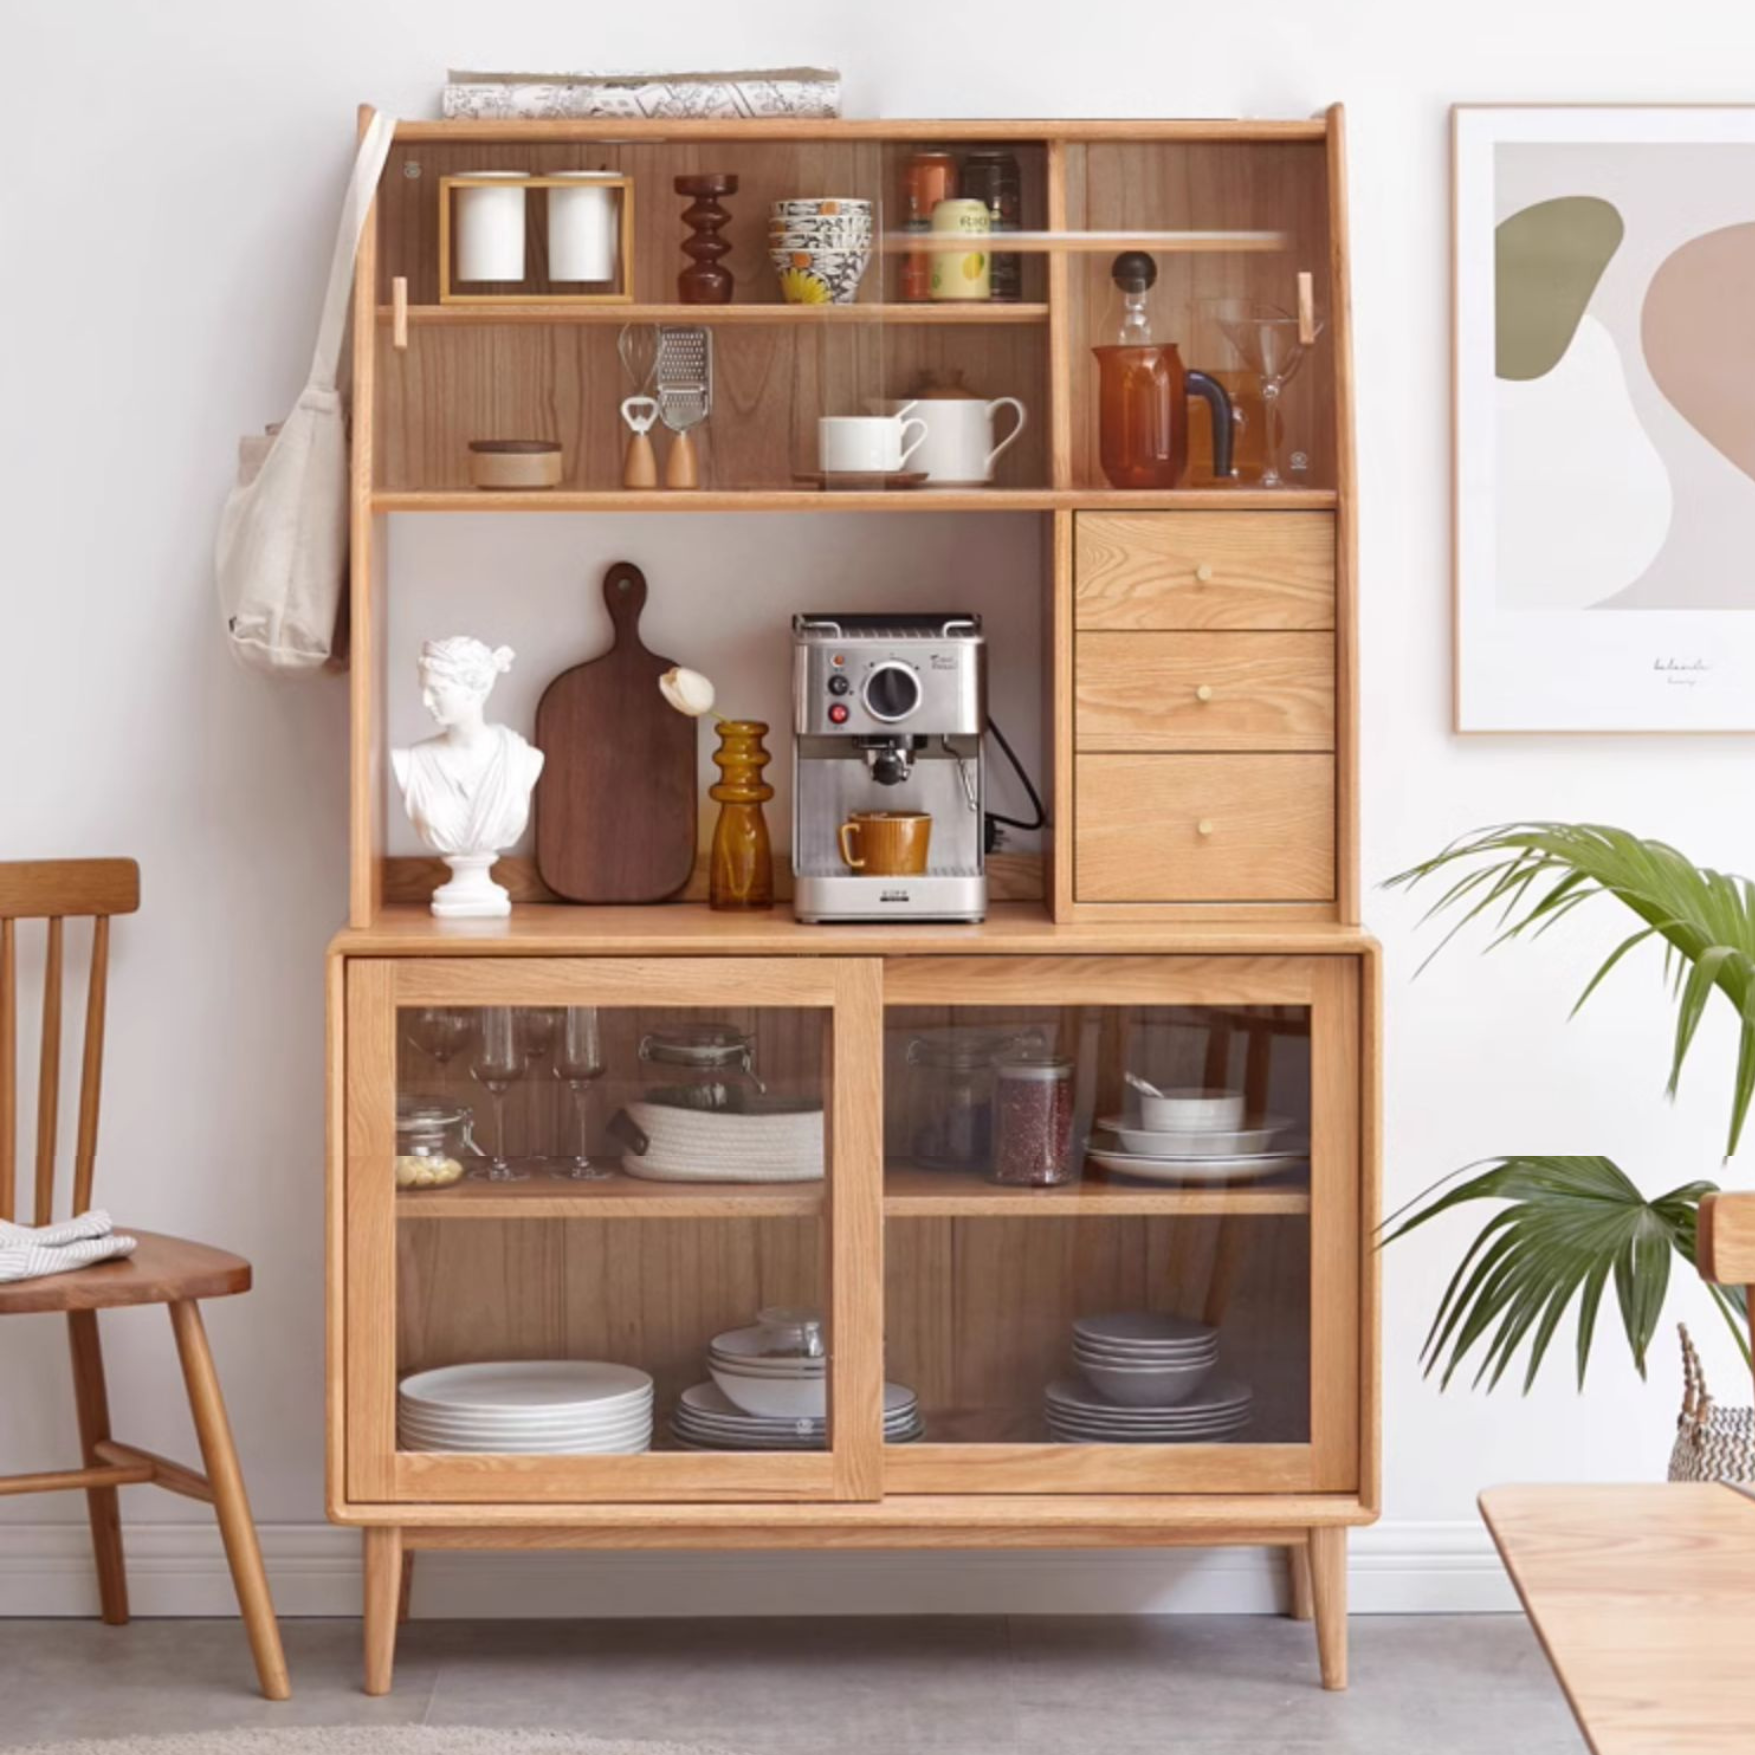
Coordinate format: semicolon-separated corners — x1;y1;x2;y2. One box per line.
675;173;739;304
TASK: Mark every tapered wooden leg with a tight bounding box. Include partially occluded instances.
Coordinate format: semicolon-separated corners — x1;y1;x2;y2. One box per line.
397;1549;415;1624
67;1310;128;1625
363;1526;403;1695
1286;1539;1314;1621
1308;1526;1348;1690
168;1300;290;1701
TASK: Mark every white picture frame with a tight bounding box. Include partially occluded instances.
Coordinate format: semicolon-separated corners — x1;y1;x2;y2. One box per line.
1454;105;1755;733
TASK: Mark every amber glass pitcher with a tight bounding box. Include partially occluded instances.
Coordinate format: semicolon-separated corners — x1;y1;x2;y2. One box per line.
1093;250;1235;490
1094;344;1235;489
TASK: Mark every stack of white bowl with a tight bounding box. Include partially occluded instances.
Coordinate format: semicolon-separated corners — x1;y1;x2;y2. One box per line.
769;198;873;304
398;1360;653;1454
1072;1313;1219;1405
707;1321;828;1420
1042;1313;1252;1443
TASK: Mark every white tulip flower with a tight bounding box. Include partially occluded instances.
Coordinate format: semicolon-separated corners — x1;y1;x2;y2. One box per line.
659;666;719;718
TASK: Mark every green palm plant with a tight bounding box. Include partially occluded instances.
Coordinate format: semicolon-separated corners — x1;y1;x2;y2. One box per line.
1384;822;1753;1391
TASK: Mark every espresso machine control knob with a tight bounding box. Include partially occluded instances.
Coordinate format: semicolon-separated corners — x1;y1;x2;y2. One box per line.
863;661;922;723
827;673;851;696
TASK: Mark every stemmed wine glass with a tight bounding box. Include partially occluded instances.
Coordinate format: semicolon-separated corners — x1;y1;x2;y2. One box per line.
404;1007;475;1074
468;1007;526;1182
550;1007;612;1182
1214;300;1326;489
512;1007;560;1170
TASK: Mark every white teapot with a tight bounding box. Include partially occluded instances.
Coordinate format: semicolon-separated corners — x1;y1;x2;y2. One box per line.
892;372;1028;487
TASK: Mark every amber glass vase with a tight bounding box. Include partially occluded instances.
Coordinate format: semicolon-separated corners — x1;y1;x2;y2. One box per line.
708;720;775;911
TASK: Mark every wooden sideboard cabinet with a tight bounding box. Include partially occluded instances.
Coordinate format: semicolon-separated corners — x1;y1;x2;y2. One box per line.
327;106;1374;1698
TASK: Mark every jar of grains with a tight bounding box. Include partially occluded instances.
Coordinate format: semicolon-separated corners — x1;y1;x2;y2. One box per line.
990;1052;1077;1186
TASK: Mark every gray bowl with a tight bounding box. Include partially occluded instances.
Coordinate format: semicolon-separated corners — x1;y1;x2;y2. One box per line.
1075;1355;1217;1408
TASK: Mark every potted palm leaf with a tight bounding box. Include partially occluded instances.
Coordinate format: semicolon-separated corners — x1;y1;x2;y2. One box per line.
1384;822;1750;1391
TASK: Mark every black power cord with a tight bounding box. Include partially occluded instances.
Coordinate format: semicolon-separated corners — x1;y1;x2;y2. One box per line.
983;714;1048;854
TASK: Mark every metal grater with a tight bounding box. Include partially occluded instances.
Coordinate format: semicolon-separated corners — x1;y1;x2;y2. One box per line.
655;325;712;437
654;326;712;489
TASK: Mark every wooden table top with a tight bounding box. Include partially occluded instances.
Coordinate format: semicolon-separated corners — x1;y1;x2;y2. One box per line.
1480;1483;1755;1755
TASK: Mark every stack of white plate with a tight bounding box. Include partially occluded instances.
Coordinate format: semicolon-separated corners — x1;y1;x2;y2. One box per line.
1073;1312;1220;1406
670;1381;923;1449
1091;1083;1305;1185
707;1323;830;1419
398;1361;654;1454
1044;1374;1252;1445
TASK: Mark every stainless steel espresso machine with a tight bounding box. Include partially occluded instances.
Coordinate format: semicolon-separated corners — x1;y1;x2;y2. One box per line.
791;613;987;924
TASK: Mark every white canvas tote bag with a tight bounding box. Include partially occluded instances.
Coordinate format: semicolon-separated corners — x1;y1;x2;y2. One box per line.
216;111;396;674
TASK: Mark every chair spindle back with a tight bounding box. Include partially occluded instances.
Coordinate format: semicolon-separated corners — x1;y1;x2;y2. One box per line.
0;860;139;1225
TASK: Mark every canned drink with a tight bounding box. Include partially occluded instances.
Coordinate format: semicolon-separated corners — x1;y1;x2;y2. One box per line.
960;150;1022;302
929;198;993;301
901;150;957;302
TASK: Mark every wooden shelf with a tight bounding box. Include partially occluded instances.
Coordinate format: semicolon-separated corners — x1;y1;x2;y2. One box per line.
396;1174;821;1220
879;230;1289;254
333;901;1376;959
377;302;1049;327
884;1163;1311;1217
372;488;1338;515
389;119;1333;145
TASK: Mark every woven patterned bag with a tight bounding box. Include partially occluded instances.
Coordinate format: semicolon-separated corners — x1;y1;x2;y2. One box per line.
1667;1323;1755;1484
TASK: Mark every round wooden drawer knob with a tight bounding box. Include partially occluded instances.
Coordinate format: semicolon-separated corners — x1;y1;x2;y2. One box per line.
1194;563;1215;584
1195;684;1214;703
1197;819;1215;837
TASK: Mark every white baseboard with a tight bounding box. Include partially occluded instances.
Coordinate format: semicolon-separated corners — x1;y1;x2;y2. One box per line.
0;1520;1516;1617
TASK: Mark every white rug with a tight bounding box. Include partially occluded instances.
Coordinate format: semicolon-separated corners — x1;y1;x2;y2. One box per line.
10;1734;738;1755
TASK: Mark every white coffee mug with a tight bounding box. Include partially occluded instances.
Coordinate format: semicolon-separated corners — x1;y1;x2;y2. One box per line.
456;172;528;282
818;414;929;475
895;396;1028;486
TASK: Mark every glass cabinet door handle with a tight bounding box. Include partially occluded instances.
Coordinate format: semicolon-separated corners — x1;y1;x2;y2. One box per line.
1195;684;1214;703
1197;819;1215;837
1194;562;1216;584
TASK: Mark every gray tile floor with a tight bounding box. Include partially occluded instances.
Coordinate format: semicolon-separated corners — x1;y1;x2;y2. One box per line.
0;1615;1584;1752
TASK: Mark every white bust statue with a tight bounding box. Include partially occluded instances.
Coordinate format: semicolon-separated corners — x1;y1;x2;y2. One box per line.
392;636;545;919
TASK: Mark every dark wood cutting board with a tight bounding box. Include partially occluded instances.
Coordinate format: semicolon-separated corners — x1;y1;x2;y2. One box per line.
534;562;698;903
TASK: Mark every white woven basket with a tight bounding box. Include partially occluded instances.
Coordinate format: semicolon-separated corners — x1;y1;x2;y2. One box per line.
1668;1323;1755;1485
621;1100;824;1183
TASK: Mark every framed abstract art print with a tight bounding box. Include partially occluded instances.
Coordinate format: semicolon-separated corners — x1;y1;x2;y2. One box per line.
1454;106;1755;732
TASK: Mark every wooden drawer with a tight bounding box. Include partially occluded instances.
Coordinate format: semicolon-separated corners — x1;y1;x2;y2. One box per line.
1076;632;1335;753
1075;754;1336;902
1076;512;1336;630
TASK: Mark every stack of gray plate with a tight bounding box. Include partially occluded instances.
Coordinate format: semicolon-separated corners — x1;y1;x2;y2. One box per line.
1044;1374;1252;1444
670;1381;922;1450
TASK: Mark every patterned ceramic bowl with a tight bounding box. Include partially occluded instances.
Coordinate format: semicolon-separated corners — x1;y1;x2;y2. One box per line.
770;246;872;306
771;197;872;219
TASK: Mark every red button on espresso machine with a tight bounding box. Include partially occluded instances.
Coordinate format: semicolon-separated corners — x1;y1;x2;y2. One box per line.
828;702;850;724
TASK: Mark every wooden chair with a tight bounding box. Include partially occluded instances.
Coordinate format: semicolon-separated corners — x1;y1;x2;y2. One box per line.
1698;1191;1755;1370
0;859;289;1700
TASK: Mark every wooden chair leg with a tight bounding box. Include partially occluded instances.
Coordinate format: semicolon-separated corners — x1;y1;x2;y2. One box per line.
168;1299;290;1701
1308;1525;1348;1690
397;1549;415;1624
66;1310;128;1625
363;1526;403;1695
1286;1538;1314;1621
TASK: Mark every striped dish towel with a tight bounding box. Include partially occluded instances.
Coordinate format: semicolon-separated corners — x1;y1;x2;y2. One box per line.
0;1210;138;1283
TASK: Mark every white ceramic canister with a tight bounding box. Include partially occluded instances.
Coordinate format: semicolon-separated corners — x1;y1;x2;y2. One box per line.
456;172;528;282
929;198;993;301
548;171;621;283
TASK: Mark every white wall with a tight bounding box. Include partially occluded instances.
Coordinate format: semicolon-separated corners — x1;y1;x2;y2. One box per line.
7;0;1755;1616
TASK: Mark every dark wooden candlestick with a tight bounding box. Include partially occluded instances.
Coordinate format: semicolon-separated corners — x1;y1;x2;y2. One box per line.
674;173;739;304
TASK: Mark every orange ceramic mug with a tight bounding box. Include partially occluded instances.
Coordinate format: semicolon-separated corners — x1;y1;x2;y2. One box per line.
838;811;932;876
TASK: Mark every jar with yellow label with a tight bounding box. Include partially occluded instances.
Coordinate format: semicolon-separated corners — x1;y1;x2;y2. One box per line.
929;198;992;301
